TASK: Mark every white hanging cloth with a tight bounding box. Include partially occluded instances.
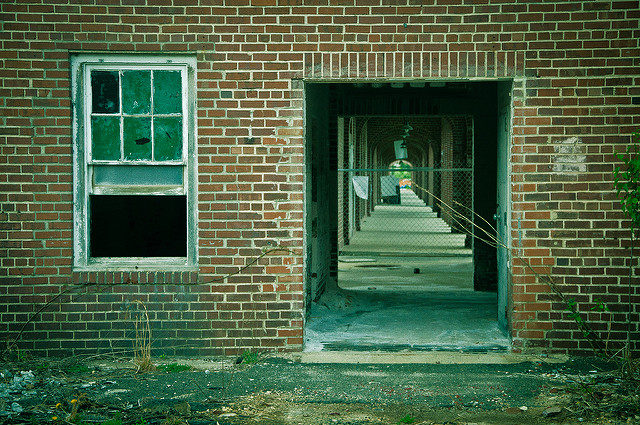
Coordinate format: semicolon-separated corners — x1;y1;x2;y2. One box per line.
352;176;369;199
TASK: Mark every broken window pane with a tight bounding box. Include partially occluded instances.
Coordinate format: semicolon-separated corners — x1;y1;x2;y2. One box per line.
92;165;183;186
91;70;119;113
91;116;120;160
122;70;151;114
123;117;152;160
90;195;187;257
153;71;182;114
154;116;183;161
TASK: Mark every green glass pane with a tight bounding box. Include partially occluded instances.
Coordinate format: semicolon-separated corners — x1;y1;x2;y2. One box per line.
154;117;183;161
153;70;182;114
91;116;120;160
123;117;151;160
122;70;151;114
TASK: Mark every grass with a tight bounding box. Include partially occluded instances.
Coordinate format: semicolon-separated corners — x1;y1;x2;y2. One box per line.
103;413;146;425
102;415;148;425
156;363;191;373
397;414;415;424
133;301;154;373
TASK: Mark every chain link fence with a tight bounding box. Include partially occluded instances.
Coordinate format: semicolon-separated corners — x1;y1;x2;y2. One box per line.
338;168;473;257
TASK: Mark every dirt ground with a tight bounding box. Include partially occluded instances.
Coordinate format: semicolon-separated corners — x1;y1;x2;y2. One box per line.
0;353;638;425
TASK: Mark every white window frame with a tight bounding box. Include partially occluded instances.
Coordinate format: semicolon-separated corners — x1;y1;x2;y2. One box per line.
70;54;197;270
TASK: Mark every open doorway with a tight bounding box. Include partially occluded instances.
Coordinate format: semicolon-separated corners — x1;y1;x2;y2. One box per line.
304;82;511;352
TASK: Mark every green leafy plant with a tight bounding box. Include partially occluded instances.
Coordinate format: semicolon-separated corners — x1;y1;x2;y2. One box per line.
397;414;415;424
614;133;640;228
613;131;640;377
410;140;640;369
16;348;30;362
66;363;90;374
565;298;591;338
54;394;86;424
240;350;263;364
591;298;610;313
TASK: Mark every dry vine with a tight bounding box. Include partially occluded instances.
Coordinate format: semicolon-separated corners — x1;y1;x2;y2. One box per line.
2;245;298;359
410;179;637;375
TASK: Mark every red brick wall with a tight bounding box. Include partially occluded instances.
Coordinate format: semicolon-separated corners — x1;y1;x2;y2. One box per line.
1;0;639;356
438;116;471;232
440;117;454;225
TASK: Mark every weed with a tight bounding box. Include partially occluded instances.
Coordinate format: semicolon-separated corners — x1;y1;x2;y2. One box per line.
161;417;187;425
591;298;610;313
156;363;191;373
66;363;90;375
132;301;155;374
412;175;639;375
613;131;640;379
16;348;30;362
3;345;31;362
240;350;262;364
565;298;592;339
102;413;124;425
71;416;91;425
397;414;415;424
57;394;86;423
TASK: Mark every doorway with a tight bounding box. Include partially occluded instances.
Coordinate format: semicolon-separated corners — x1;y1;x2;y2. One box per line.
304;81;512;351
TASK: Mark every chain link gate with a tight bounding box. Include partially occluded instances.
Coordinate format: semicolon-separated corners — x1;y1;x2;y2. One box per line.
337;167;473;257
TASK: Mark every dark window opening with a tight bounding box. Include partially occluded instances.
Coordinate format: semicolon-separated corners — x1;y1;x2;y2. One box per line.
91;70;119;113
90;195;187;258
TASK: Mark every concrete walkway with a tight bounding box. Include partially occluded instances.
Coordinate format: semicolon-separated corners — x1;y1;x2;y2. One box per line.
305;290;509;352
340;188;471;256
305;187;507;353
88;354;584;411
304;254;509;352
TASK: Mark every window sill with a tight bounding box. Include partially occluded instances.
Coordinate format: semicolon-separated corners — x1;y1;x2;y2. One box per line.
78;257;196;271
91;185;184;195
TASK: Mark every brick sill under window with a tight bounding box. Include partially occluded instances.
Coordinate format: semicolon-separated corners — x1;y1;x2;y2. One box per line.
73;260;199;285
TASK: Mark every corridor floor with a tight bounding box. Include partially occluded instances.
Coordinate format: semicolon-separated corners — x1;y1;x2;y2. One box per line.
304;257;509;352
305;188;509;352
340;188;471;257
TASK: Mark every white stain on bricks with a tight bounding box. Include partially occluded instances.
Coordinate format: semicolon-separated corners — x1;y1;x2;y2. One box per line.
552;136;586;172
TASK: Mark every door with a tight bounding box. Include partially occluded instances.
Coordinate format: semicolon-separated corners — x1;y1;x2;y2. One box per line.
496;82;512;332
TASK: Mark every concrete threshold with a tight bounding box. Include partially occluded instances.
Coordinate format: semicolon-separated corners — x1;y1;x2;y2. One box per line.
86;352;569;372
293;351;569;365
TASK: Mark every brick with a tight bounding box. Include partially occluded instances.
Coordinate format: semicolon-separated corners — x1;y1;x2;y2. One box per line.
0;0;638;358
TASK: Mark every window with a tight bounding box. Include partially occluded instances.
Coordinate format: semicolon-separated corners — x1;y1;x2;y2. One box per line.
71;55;197;269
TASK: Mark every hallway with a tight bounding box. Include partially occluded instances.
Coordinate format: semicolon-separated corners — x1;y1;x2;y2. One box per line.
305;288;509;352
340;188;471;257
304;187;508;352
